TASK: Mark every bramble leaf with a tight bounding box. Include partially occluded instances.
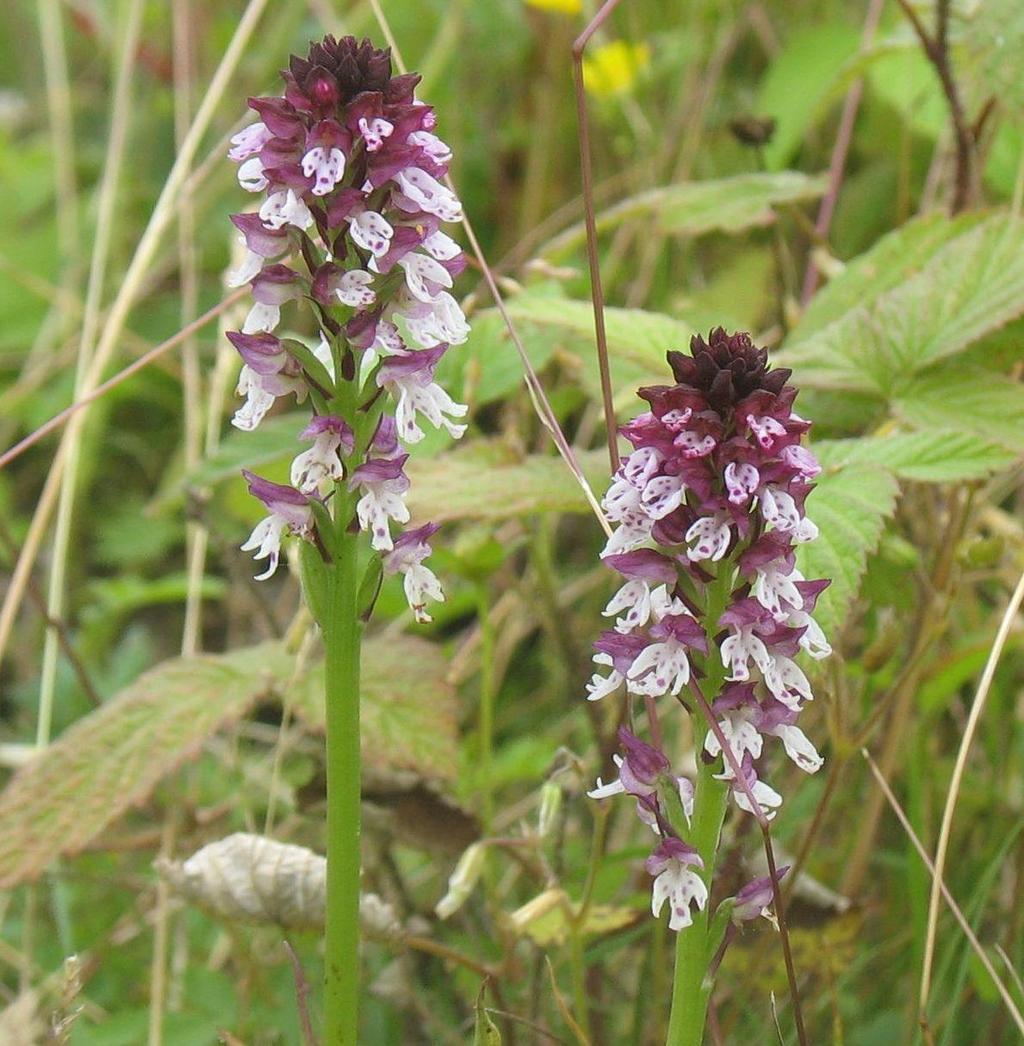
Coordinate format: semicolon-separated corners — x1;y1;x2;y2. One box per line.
797;465;899;637
0;636;459;887
814;431;1018;483
406;442;609;522
778;212;1024;392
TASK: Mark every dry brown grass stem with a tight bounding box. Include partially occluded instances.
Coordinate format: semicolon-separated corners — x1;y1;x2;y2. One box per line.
918;564;1024;1021
0;0;270;676
862;750;1024;1036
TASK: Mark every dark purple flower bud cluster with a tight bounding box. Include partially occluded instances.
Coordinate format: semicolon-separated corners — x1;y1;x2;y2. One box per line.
585;329;831;932
225;36;469;622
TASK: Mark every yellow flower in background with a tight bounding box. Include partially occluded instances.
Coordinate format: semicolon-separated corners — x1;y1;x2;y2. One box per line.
524;0;583;14
582;39;651;97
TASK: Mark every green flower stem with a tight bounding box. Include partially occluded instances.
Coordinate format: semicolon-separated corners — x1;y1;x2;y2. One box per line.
323;523;362;1045
665;568;734;1046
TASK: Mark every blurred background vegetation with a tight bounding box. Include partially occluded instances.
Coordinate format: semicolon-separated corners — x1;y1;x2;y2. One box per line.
0;0;1022;1042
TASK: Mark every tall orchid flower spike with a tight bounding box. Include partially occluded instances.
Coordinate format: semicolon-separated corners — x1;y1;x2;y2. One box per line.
582;329;830;1045
225;36;470;1043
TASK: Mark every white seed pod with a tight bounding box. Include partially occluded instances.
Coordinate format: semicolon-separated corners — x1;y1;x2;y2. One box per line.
157;833;403;941
157;834;326;931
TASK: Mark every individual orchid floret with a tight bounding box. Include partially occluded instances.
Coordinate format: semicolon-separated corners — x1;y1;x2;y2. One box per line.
601;550;677;632
376;344;468;443
587;727;694;833
586;630;647;702
242;265;305;334
382;522;445;623
756;700;824;774
349;454;412;551
715;754;783;820
703;683;765;767
290;415;354;494
626;609;707;698
240;471;315;580
646;838;708;932
227;332;305;432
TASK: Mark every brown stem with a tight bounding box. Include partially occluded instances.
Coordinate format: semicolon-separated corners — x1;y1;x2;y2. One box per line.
894;0;976;213
283;940;318;1046
572;0;626;473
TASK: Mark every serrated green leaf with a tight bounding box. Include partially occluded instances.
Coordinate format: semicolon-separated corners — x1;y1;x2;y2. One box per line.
892;368;1024;453
814;431;1018;482
289;633;458;782
542;172;827;258
405;443;608;522
779;212;1024;392
797;466;899;636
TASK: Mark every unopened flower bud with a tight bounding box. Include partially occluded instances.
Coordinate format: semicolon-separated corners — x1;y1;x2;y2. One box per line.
435;841;486;919
537;780;563;838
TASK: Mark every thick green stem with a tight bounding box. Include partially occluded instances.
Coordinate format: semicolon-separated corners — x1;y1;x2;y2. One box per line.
665;568;734;1046
323;527;362;1044
665;765;729;1045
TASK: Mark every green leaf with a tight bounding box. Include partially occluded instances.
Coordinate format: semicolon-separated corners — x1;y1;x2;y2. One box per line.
473;983;502;1045
405;443;609;522
179;413;303;492
797;465;899;636
503;291;693;403
756;23;861;170
0;644;288;888
541;172;827;257
892;367;1024;453
289;633;459;783
814;431;1018;482
779;211;1024;392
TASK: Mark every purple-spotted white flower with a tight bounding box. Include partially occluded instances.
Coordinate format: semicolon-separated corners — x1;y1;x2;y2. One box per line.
583;329;831;933
240;471;315;581
383;522;444;623
225;35;470;618
646;838;708;931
